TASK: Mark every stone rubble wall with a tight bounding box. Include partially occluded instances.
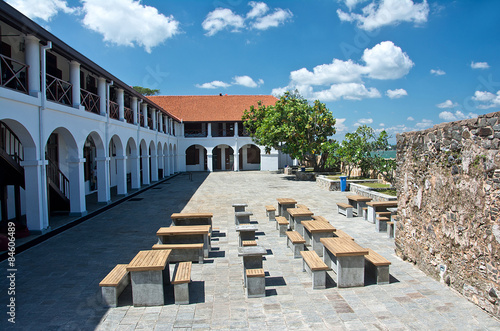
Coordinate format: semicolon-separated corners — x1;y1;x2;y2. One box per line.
396;111;500;317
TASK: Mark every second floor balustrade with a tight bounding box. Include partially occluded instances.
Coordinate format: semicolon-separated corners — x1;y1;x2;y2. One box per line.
147;117;153;129
80;89;100;114
108;101;119;120
124;107;133;124
46;74;72;105
139;113;145;127
0;54;29;94
185;129;207;138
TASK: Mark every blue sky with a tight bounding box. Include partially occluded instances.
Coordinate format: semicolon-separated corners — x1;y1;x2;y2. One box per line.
6;0;500;143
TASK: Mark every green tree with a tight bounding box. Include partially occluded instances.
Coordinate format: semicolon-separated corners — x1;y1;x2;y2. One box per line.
242;91;337;171
132;86;160;96
337;125;390;178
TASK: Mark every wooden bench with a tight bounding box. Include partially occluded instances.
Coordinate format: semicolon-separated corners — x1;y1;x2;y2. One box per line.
246;268;265;298
376;216;390;232
376;211;392;217
99;264;130;307
265;205;276;221
242;240;257;247
152;243;204;263
364;249;391;284
172;262;192;304
296;204;309;210
285;231;306;258
300;250;329;289
275;216;289;237
171;213;213;234
334;229;355;241
366;201;397;223
336;202;353;218
312;215;328;222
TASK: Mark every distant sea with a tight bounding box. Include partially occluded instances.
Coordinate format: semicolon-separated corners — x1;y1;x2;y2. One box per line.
374;150;397;159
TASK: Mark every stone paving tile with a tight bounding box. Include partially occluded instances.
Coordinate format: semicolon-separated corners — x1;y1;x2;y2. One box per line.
1;171;499;330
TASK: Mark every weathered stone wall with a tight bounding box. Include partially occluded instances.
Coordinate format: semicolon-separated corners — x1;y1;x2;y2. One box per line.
396;111;500;317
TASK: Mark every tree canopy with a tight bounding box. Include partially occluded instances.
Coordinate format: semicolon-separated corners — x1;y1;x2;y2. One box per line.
132;86;160;96
242;91;336;170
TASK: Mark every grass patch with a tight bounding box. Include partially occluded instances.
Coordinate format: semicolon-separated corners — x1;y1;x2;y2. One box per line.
359;182;391;189
325;175;374;180
378;189;397;196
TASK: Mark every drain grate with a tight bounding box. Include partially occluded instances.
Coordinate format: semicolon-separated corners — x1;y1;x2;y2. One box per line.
128;198;144;201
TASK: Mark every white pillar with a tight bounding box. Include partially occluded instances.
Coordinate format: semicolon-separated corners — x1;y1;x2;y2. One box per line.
117;88;124;121
24;35;41;97
98;77;107;116
68;158;87;216
96;157;110;203
69;60;81;109
151;108;156;130
142;103;148;128
115;156;127;195
141;155;150;185
207;148;213;172
221;147;226;170
130;154;140;189
234;145;240;171
207;123;212;137
20;160;49;232
131;97;138;125
235;122;239;137
151;152;158;182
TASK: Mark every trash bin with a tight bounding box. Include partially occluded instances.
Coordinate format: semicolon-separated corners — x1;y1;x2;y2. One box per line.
340;176;347;192
300;166;305;172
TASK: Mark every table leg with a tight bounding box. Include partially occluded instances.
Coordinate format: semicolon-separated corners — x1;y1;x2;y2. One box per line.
130;269;166;306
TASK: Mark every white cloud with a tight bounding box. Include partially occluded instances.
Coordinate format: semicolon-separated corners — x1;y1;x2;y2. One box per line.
337;0;429;31
7;0;76;21
335;118;348;133
313;83;381;101
386;88;408;99
342;0;370;10
232;75;263;88
439;110;478;122
472;90;500;109
362;41;414;79
203;2;292;36
202;8;244;36
380;123;385;127
195;81;231;89
354;118;374;126
415;119;433;129
81;0;179;53
436;99;458;109
471;61;490;69
430;69;446;76
407;116;414;121
276;41;411;102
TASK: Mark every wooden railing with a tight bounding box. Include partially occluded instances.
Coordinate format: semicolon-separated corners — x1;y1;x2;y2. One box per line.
46;74;72;105
0;121;24;164
80;89;100;114
185;130;207;137
139;113;145;127
124;107;133;124
0;54;29;94
109;101;119;120
46;158;70;200
148;117;153;129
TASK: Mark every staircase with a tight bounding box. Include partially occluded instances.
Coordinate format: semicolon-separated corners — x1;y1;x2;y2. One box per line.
46;157;70;212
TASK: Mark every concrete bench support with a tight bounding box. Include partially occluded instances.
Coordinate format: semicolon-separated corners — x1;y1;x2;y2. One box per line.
246;268;265;298
275;216;289;237
265;205;276;222
286;231;306;258
152;243;204;264
336;203;353;218
364;249;391;285
235;211;253;225
300;251;328;289
376;216;390;232
99;264;130;307
172;262;192;305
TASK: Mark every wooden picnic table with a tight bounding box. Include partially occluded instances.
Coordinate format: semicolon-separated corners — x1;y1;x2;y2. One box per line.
126;249;171;306
321;237;368;288
276;198;297;218
346;195;372;216
238;246;267;287
235;224;259;246
171;213;213;233
287;207;314;233
156;225;211;257
366;201;397;223
301;220;336;256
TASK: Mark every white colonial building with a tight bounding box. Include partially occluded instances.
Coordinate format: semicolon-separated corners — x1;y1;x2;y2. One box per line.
0;2;288;235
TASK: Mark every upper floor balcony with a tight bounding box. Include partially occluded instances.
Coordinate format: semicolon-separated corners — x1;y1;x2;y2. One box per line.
0;53;29;94
184;121;250;138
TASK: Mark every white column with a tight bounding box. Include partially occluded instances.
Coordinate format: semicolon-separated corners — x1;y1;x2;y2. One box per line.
152;108;157;130
130;153;140;189
234;145;240;171
207;148;213;172
20;160;49;232
96;157;110;203
141;155;150;185
142;103;148;128
24;35;41;97
68;158;87;216
207;123;212;137
98;77;107;116
221;147;226;170
158;114;163;133
117;88;124;121
115;156;127;195
69;60;81;109
151;152;158;182
235;122;239;137
131;97;138;125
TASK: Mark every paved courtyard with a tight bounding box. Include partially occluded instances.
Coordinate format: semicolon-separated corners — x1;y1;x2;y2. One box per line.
1;171;499;330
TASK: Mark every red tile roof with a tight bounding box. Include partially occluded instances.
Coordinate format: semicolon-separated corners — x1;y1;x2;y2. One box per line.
148;95;278;122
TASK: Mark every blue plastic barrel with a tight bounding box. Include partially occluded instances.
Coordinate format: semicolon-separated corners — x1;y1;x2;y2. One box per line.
340;176;347;192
